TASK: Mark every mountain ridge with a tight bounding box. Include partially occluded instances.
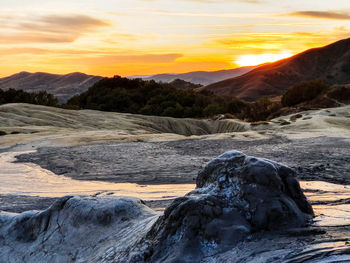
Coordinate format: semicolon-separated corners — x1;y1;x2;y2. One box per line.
133;66;256;85
0;72;103;103
201;38;350;101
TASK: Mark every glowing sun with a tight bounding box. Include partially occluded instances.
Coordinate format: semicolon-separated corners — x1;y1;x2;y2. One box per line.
235;51;293;67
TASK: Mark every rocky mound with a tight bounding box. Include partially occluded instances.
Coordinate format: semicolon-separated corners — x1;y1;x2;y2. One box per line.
130;151;313;262
0;151;313;263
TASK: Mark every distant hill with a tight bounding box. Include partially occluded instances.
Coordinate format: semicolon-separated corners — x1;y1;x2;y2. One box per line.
134;66;256;85
0;72;103;103
202;38;350;101
168;79;202;89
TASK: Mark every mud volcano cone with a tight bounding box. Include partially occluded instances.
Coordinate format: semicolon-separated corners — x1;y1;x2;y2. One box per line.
140;151;314;262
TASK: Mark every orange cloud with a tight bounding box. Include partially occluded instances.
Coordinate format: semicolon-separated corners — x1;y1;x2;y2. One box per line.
0;33;77;44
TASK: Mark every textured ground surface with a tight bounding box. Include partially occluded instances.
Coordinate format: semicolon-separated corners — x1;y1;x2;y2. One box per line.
1;103;350;262
15;135;350;185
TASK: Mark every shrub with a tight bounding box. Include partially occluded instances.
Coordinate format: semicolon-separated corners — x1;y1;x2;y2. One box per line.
327;86;350;103
282;80;330;107
241;97;281;122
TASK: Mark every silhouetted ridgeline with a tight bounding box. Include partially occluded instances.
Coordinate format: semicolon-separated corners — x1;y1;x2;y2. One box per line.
139;66;256;85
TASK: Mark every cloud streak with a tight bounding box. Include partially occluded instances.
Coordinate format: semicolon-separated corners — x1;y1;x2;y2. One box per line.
143;0;262;3
179;0;262;3
210;28;350;53
85;53;183;64
152;9;266;18
289;11;350;20
0;14;110;44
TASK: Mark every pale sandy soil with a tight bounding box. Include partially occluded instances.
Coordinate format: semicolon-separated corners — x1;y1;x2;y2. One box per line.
1;103;349;151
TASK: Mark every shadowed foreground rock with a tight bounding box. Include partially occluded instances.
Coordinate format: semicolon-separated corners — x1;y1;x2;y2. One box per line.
0;196;158;263
133;151;314;262
0;151;313;263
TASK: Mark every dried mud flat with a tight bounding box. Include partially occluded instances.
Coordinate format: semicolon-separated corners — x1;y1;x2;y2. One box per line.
1;104;350;262
6;134;349;215
15;135;350;186
3;135;350;263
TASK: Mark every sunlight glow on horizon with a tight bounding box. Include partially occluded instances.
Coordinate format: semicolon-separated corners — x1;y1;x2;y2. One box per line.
235;51;294;67
0;0;350;77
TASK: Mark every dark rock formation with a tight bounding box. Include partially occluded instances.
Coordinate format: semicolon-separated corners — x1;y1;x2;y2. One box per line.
136;151;313;262
0;151;313;263
0;196;158;263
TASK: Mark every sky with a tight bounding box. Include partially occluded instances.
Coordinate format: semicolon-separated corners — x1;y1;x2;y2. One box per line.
1;0;350;77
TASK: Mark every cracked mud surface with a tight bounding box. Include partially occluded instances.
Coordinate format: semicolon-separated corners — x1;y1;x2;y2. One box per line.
15;135;350;185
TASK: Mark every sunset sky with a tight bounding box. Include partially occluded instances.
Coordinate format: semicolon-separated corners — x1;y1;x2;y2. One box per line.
1;0;350;77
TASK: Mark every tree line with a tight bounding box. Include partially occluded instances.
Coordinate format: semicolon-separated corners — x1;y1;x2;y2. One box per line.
0;88;58;107
1;77;344;122
66;76;248;118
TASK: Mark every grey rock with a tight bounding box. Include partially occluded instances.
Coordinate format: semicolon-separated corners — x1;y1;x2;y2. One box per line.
0;196;158;263
136;151;313;262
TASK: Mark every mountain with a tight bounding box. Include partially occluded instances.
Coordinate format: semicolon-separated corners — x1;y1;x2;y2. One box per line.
135;66;256;85
0;72;103;103
201;38;350;101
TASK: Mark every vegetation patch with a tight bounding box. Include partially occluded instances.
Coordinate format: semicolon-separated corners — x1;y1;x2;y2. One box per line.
1;76;349;123
66;76;247;119
281;80;330;107
0;89;58;107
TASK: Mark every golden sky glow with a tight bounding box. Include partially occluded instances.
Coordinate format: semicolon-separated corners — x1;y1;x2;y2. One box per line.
235;51;293;66
1;0;350;77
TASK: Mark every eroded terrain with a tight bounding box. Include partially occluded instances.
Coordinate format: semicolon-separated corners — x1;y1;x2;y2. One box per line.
1;103;350;262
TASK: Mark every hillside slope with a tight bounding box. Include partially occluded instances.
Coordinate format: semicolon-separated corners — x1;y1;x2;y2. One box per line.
138;66;256;85
0;72;103;103
202;38;350;100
